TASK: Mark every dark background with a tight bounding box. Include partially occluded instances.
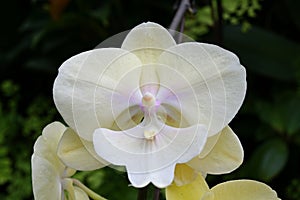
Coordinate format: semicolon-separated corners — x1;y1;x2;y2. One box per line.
0;0;300;199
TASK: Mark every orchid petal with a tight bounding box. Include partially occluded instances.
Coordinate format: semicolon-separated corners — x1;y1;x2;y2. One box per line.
173;164;197;186
57;128;106;171
93;124;207;188
53;49;142;141
111;105;143;131
121;22;176;64
206;180;280;200
139;64;160;95
31;154;62;200
39;121;66;154
33;122;66;172
80;138;110;165
154;64;198;128
199;132;221;159
187;126;243;174
157;43;246;136
128;164;175;188
166;173;209;200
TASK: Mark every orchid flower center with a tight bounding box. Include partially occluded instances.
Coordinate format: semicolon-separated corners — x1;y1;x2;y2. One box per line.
141;92;161;140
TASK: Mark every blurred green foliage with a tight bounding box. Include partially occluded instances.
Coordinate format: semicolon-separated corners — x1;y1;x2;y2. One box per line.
0;0;300;199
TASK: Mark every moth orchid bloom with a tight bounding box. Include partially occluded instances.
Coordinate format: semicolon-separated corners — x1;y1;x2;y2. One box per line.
166;170;280;200
31;122;106;200
53;22;246;188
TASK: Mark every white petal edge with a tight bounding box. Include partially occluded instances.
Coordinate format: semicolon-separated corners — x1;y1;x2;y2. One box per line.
93;124;207;187
128;164;176;188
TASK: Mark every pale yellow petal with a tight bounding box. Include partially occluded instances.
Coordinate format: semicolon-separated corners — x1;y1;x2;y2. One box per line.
79;137;110;165
208;180;280;200
31;154;62;200
166;173;209;200
33;122;66;172
188;126;243;174
40;121;66;155
199;131;221;159
57;128;106;171
121;22;176;63
173;164;197;186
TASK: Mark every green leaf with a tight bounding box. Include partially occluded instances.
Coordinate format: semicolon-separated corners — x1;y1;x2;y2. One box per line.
0;153;12;185
254;95;300;136
223;25;300;81
284;97;300;135
254;100;285;133
248;139;288;181
222;0;239;13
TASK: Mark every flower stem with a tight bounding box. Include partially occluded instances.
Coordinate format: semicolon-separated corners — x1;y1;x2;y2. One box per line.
153;187;160;200
72;179;107;200
169;0;191;31
137;186;148;200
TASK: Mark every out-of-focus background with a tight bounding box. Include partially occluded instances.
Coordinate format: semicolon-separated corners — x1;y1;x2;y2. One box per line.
0;0;300;199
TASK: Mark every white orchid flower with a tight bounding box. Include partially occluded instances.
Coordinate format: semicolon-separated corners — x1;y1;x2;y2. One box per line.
31;122;106;200
53;22;246;188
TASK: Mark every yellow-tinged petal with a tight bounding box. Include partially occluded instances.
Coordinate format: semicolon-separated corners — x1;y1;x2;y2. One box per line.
57;128;106;171
205;180;280;200
173;164;197;186
166;173;209;200
199;131;221;159
31;154;62;200
33;136;65;172
188;126;243;174
80;137;110;165
121;22;176;64
34;122;66;158
33;122;67;173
